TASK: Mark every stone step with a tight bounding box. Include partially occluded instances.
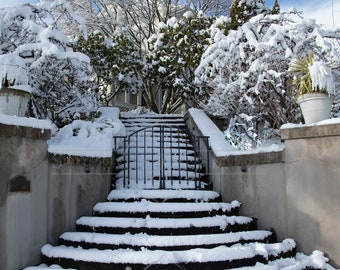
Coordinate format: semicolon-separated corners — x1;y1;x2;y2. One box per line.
113;178;209;190
120;113;184;121
75;215;257;235
41;244;268;270
92;200;241;218
107;189;222;202
58;230;273;251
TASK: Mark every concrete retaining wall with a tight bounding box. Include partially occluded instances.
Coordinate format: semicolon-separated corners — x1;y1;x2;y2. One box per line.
185;111;340;267
0;123;113;270
281;123;340;267
47;155;112;244
0;124;50;270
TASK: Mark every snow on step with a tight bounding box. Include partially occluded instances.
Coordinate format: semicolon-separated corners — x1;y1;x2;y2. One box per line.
76;215;253;230
41;244;264;265
93;200;240;214
24;264;75;270
60;231;272;248
107;189;220;201
268;250;336;270
120;113;184;120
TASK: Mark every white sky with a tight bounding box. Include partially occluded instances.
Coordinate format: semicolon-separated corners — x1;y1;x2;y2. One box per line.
267;0;339;29
0;0;339;29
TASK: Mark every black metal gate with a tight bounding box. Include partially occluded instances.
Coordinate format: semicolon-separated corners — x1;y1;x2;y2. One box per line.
113;125;209;189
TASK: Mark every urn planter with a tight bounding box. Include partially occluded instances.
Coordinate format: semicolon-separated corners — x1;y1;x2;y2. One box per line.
297;93;333;124
0;87;31;116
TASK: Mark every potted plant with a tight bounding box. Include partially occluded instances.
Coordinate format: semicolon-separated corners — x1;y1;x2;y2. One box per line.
288;51;335;124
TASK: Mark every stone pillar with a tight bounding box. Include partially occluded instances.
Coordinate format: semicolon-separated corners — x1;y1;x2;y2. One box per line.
0;122;51;270
281;121;340;267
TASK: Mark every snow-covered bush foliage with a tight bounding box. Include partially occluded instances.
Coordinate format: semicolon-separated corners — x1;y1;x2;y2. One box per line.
0;2;97;125
73;32;142;106
195;11;340;149
230;0;267;29
29;54;96;127
144;11;212;113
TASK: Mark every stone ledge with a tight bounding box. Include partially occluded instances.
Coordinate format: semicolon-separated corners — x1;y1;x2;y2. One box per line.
281;122;340;140
49;153;113;167
0;123;51;140
213;150;285;167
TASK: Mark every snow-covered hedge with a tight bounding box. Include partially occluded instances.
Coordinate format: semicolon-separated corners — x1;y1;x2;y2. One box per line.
0;2;97;124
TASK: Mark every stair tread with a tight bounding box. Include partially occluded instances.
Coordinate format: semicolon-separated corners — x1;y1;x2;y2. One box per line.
120;113;184;119
24;264;76;270
60;231;272;248
76;215;253;229
107;189;220;201
41;244;265;265
93;200;240;214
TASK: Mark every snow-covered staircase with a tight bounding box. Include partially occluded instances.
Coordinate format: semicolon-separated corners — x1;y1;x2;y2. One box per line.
25;114;334;270
38;189;298;269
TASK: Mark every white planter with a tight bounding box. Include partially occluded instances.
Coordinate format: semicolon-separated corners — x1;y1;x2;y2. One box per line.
297;93;333;124
0;87;31;117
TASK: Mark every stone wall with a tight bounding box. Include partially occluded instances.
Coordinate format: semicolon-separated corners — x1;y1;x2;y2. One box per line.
0;123;113;270
47;155;112;244
281;122;340;267
0;123;50;270
185;111;340;267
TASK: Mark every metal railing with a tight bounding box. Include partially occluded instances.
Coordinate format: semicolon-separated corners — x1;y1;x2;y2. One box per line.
113;125;209;189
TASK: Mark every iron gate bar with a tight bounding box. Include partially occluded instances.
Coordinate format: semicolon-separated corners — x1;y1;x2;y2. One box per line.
113;124;210;189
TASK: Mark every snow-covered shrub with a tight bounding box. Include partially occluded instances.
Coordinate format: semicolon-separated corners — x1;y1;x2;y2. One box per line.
195;11;340;149
73;32;142;106
0;2;97;125
225;114;279;150
144;11;212;113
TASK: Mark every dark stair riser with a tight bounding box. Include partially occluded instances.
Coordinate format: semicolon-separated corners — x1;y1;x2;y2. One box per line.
92;208;240;218
107;197;222;203
268;247;297;261
76;220;258;235
58;236;273;252
42;254;267;270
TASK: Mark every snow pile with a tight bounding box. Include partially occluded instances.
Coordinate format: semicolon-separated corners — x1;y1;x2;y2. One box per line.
48;107;125;158
309;60;335;95
267;250;336;270
281;118;340;130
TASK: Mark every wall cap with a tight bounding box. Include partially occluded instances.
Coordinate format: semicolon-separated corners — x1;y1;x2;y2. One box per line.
281;119;340;140
184;109;285;166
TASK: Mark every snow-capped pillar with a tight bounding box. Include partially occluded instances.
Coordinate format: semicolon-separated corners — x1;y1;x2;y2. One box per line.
281;120;340;265
0;87;31;117
0;117;51;270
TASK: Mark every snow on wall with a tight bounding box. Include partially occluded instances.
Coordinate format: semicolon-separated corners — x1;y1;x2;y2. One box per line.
47;107;125;158
0;114;52;130
187;108;284;157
